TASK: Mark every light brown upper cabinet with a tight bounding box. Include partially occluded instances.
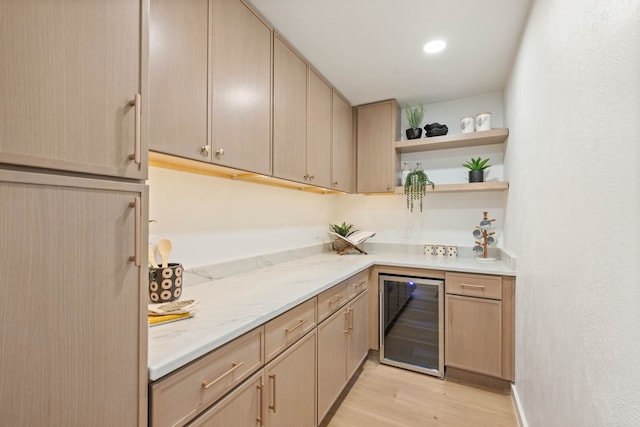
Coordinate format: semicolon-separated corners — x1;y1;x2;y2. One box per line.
0;0;147;180
149;0;272;174
356;99;400;193
331;91;354;193
211;0;272;175
149;0;209;162
305;69;332;188
273;35;308;183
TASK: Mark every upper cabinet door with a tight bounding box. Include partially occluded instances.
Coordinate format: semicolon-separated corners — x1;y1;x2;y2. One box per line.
149;0;209;162
331;92;354;193
0;0;147;180
211;0;272;175
306;69;332;188
356;100;399;193
273;35;307;183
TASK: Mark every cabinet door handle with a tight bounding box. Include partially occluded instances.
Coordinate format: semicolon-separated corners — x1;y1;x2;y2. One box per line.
215;148;225;158
202;362;244;389
344;309;349;334
349;307;354;331
256;378;264;425
128;94;141;165
200;145;210;156
268;373;277;412
461;283;485;290
285;319;306;334
333;181;338;188
128;196;141;267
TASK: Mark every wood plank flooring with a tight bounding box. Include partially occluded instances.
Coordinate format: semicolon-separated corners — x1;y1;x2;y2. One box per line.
321;359;518;427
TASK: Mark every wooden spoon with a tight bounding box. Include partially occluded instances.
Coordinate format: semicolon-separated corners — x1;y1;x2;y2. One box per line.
157;239;172;268
148;244;159;268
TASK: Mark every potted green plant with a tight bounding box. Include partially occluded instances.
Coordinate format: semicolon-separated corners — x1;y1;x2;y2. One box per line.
404;164;434;213
462;157;491;183
405;104;425;140
328;222;357;251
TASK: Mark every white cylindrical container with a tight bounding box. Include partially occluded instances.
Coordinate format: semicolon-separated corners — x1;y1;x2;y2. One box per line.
475;112;491;131
400;162;411;186
460;116;475;133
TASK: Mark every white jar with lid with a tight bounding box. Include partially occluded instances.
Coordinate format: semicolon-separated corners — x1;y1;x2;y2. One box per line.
475;112;491;131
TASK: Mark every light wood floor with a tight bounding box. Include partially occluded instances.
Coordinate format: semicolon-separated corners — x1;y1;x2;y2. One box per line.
322;359;518;427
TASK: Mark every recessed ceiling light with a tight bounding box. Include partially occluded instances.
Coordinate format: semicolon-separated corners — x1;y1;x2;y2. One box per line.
423;40;447;54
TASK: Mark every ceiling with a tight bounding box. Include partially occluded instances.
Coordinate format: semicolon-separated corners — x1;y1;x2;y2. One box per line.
247;0;532;107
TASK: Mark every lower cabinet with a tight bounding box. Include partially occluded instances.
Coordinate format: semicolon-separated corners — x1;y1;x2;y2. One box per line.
264;330;317;427
317;290;368;423
444;272;515;381
189;370;264;427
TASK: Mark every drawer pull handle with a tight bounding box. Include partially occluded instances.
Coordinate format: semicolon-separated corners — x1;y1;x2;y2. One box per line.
328;295;344;305
202;362;244;389
285;319;306;334
461;283;485;290
268;374;277;412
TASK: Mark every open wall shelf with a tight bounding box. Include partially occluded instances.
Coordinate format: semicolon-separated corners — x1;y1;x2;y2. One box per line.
393;181;509;195
394;128;509;153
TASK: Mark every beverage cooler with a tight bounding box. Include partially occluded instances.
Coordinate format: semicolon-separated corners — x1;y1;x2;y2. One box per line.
379;274;444;378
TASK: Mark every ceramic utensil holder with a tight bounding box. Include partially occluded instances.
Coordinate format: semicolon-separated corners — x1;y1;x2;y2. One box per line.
460;116;475;133
149;263;184;303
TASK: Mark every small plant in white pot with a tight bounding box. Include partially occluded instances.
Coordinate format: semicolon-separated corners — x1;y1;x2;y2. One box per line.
405;104;425;139
462;157;491;183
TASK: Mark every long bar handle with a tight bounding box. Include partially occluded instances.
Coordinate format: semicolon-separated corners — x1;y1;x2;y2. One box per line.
256;379;264;425
349;307;354;331
268;374;277;412
285;319;306;334
202;362;244;389
128;93;141;165
128;196;141;267
344;309;349;334
328;294;344;305
461;283;486;290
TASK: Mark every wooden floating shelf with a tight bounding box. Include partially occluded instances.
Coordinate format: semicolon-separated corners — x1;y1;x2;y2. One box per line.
149;151;344;195
394;128;509;153
393;181;509;195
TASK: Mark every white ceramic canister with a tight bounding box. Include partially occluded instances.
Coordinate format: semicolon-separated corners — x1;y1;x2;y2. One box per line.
460;116;475;134
475;112;491;131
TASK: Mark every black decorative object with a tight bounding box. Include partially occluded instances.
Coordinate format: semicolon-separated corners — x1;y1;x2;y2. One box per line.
424;122;448;137
405;128;423;139
469;170;484;183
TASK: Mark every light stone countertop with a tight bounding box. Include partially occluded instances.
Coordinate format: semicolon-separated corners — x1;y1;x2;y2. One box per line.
147;250;516;381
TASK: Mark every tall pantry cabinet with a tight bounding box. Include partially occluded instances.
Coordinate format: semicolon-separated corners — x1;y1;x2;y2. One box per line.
0;1;149;426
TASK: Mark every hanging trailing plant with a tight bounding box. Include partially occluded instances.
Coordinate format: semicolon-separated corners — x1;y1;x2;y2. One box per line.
404;167;434;213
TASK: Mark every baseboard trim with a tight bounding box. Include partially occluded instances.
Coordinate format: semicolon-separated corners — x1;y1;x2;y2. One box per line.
511;383;528;427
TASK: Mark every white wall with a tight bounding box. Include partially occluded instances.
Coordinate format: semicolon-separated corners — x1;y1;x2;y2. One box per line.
503;0;640;425
399;90;504;139
148;167;334;268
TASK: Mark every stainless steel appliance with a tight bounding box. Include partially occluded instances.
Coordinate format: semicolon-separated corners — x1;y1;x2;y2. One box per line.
379;274;444;377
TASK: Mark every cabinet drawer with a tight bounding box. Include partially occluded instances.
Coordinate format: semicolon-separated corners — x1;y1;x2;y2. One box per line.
445;272;502;300
150;327;264;427
265;298;317;361
347;269;368;300
317;281;348;323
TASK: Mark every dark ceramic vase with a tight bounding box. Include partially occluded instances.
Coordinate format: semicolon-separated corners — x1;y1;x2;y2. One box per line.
469;170;484;183
405;128;422;140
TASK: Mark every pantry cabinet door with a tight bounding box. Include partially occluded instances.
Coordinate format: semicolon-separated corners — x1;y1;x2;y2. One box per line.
149;0;209;161
306;69;332;188
0;0;147;179
331;92;354;193
0;171;147;426
211;0;272;175
317;309;348;422
347;290;369;379
273;35;307;183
